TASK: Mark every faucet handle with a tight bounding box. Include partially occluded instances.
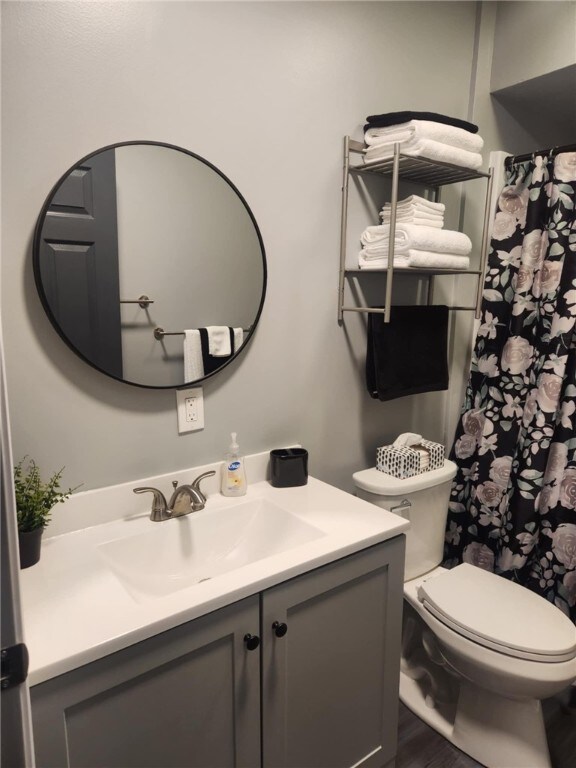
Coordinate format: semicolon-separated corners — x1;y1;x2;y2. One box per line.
133;487;170;522
190;471;216;503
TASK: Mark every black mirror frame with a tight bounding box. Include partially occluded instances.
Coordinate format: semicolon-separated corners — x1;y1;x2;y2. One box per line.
32;140;267;390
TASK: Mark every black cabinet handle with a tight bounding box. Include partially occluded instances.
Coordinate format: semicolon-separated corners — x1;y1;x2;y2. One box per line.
272;621;288;638
243;634;260;651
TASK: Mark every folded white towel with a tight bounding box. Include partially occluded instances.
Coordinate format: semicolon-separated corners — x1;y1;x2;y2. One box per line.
184;330;204;381
358;251;470;270
380;212;444;228
380;194;445;227
358;253;410;269
383;204;444;218
361;223;471;256
382;194;445;214
206;326;231;357
406;250;470;269
364;120;484;153
233;327;244;353
364;139;483;170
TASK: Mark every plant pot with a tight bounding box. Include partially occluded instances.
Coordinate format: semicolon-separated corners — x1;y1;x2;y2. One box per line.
18;527;44;569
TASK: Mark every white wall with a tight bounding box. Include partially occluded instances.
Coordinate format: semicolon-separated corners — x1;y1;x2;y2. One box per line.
1;1;485;498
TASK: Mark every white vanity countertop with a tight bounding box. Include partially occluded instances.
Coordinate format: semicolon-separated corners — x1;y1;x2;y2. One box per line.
20;455;408;686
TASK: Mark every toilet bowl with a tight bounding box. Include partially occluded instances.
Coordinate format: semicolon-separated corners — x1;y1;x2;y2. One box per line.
353;461;576;768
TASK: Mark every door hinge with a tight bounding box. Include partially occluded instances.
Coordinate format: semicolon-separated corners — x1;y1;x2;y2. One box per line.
1;643;29;690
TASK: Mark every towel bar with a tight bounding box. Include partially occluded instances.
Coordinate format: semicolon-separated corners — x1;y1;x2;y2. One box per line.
341;305;477;315
154;327;183;340
120;295;154;308
154;326;251;340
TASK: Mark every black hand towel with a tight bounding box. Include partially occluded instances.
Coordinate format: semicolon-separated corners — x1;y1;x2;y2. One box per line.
364;111;478;134
198;327;235;375
366;306;449;401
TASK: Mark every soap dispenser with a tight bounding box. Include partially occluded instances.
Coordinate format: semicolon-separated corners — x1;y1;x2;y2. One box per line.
221;432;247;496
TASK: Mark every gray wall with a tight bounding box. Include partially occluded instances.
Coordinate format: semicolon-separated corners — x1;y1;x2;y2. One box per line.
2;1;487;497
116;144;261;386
491;1;576;91
489;1;576;151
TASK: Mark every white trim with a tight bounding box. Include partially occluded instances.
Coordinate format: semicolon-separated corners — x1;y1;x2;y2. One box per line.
0;327;36;766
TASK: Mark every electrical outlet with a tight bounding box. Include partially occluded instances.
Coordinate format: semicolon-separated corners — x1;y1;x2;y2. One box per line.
176;387;204;433
185;396;198;422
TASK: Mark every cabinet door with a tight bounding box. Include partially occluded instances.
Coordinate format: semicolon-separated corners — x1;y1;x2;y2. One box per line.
262;537;405;768
31;596;261;768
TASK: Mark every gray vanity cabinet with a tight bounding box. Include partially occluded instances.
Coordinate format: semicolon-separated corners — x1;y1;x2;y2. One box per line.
261;536;405;768
30;537;405;768
30;596;261;768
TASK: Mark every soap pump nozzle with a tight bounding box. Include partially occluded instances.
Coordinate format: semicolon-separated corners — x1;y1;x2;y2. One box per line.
229;432;239;456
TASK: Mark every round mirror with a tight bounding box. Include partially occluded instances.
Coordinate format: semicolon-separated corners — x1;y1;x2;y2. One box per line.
33;141;267;388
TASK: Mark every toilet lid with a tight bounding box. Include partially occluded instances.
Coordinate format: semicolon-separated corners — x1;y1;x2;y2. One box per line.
418;564;576;663
353;459;457;495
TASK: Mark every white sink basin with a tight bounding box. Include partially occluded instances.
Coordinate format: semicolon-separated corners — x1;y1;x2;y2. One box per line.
97;498;324;601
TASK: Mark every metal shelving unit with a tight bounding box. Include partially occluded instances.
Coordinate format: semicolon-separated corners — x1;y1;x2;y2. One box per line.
338;136;494;323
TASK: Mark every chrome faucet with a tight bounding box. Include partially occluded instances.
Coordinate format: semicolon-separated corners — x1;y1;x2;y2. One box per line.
133;470;216;522
133;486;170;522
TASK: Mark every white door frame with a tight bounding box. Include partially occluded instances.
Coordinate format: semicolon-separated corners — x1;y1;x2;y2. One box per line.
1;325;35;767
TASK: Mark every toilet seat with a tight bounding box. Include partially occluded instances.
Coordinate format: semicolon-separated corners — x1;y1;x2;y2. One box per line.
417;564;576;663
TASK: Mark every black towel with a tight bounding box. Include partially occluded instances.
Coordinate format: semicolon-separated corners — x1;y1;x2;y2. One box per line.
366;306;449;401
198;327;235;375
364;111;478;134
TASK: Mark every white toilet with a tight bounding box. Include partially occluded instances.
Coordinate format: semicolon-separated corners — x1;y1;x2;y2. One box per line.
353;460;576;768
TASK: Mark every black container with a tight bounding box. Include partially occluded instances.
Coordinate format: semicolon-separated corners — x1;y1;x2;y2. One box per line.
18;528;44;569
270;448;308;487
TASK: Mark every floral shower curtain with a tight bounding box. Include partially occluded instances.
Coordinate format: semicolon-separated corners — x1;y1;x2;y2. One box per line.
444;151;576;623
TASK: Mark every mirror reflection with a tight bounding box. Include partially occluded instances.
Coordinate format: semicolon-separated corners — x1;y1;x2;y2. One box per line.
33;142;267;388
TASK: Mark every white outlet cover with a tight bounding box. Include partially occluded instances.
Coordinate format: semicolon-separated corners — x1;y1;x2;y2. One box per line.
176;387;204;433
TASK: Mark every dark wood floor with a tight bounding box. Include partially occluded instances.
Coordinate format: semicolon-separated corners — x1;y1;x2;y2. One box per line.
396;695;576;768
396;704;482;768
543;692;576;768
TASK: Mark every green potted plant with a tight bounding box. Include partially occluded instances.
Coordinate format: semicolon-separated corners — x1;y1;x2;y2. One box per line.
13;457;78;569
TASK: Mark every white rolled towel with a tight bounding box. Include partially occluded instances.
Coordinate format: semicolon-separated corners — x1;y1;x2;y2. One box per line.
364;120;484;153
361;223;471;256
358;252;410;269
407;250;470;269
398;225;472;255
361;225;393;246
364;139;483;170
359;243;394;260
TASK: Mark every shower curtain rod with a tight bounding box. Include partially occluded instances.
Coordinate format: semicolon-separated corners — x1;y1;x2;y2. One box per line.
505;142;576;168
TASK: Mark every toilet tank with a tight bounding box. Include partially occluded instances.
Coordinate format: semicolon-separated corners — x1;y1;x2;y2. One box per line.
353;460;457;581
